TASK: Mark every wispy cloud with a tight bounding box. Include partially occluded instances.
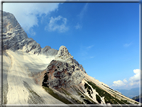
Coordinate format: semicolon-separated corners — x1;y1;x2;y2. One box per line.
111;69;141;89
90;56;95;59
124;42;132;48
75;3;88;30
78;3;88;21
75;23;82;29
45;16;69;33
3;3;60;35
78;44;95;60
87;45;94;49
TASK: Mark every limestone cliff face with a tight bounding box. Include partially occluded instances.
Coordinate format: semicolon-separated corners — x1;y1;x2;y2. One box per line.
2;11;28;50
2;11;58;56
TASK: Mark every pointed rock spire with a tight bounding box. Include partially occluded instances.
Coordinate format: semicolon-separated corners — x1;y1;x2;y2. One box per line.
56;46;73;60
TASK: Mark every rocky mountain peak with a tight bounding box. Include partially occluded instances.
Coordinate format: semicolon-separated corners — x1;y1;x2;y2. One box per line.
2;11;58;56
2;11;28;50
56;45;73;60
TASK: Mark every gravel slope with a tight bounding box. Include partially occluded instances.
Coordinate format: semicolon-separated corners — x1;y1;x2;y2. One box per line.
4;49;66;105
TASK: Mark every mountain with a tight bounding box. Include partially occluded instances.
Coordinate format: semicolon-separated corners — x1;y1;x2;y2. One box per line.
1;11;140;106
132;94;142;102
116;88;139;98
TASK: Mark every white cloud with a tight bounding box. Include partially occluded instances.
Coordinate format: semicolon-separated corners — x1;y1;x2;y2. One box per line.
45;15;68;33
75;23;82;29
3;3;60;35
112;80;126;87
129;69;140;86
112;69;141;89
123;79;127;83
124;42;132;47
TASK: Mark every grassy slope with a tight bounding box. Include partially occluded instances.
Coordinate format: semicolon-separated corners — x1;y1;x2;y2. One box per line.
87;81;131;104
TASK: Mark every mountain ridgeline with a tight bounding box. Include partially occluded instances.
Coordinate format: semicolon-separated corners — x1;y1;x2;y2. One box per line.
2;11;140;106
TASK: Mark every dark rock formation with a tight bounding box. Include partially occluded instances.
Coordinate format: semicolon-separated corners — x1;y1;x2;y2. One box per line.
43;60;84;89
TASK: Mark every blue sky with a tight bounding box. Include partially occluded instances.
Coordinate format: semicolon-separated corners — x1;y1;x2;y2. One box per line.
3;2;140;90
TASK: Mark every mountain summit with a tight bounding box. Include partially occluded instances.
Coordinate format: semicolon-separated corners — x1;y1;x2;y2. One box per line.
2;11;140;106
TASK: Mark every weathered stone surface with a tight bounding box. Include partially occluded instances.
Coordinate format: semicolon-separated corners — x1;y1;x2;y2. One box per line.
41;46;51;55
43;60;84;89
55;46;86;73
46;49;58;56
2;11;58;55
79;64;86;73
24;39;41;54
2;11;28;51
56;46;73;60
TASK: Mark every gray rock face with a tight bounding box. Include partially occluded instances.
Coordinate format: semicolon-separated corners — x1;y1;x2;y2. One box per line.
79;64;86;73
24;39;41;54
46;49;58;56
41;46;51;55
56;46;73;60
2;11;28;51
43;60;84;89
55;46;86;73
2;11;58;55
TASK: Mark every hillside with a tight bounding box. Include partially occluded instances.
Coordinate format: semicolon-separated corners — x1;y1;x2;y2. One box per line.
1;11;140;106
132;94;142;102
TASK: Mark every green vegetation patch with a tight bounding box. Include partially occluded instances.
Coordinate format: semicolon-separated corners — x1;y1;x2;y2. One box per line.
96;94;101;103
23;81;44;104
83;94;97;104
87;81;106;97
43;86;73;104
135;102;139;104
84;83;93;98
121;99;130;104
3;83;8;104
61;88;71;96
86;81;130;105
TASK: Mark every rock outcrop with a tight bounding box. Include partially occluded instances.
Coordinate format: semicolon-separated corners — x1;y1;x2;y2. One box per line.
55;45;86;73
43;60;85;89
56;46;73;60
40;46;51;55
46;49;58;56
